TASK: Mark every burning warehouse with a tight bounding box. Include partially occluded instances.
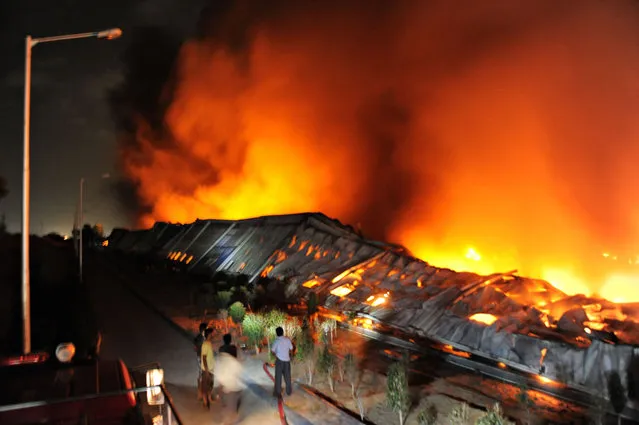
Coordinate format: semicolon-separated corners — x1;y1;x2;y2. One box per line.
109;212;639;401
104;0;639;411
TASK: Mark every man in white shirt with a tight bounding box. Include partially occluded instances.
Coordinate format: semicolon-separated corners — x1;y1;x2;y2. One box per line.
271;326;295;397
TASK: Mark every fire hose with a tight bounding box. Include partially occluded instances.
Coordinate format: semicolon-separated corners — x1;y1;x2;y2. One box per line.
262;362;289;425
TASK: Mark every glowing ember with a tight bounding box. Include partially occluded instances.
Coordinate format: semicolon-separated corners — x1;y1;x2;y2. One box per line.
303;279;321;288
274;250;287;264
442;345;471;359
370;296;387;307
353;318;374;330
261;265;274;278
540;348;548;368
469;313;498;326
332;270;351;284
330;285;355;298
536;375;559;386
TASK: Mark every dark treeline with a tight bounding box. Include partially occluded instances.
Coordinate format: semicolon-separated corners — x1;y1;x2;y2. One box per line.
0;233;98;356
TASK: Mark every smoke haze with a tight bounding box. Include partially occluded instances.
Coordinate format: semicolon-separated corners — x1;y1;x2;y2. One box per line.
113;0;639;300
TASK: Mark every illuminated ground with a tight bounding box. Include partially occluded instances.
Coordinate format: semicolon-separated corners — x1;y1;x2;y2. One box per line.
108;258;600;424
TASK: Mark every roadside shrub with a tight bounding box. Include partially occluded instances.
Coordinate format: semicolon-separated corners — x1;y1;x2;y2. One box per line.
242;313;265;353
476;403;509;425
417;403;437;425
343;353;359;397
295;327;316;385
448;402;470;425
317;345;337;392
228;301;246;325
386;361;411;425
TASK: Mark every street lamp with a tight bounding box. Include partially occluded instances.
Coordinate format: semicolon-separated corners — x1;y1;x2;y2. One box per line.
22;28;122;355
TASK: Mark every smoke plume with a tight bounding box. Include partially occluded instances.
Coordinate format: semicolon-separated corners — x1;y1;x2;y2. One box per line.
114;0;639;300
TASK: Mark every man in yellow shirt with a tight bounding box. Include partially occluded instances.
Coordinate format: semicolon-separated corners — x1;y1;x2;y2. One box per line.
200;328;215;408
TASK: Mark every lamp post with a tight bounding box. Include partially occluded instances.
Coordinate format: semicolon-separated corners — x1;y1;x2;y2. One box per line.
22;28;122;355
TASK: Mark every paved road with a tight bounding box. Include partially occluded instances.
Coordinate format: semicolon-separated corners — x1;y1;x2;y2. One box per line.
86;258;283;425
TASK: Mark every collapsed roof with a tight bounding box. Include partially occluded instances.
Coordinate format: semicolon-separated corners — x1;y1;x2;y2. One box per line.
107;212;639;399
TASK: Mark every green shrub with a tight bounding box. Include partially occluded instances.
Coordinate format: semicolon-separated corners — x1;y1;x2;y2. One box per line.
417;403;437;425
448;402;470;425
242;312;265;353
386;361;410;425
228;301;246;325
476;403;508;425
317;345;337;392
295;327;316;385
215;290;232;310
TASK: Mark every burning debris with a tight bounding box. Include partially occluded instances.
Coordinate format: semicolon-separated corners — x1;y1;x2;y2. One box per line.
112;1;639;308
109;212;639;401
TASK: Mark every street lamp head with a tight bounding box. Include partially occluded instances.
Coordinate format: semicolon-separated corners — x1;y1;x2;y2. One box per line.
97;28;122;40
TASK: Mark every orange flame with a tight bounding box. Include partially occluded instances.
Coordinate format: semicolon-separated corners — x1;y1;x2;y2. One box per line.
120;2;639;305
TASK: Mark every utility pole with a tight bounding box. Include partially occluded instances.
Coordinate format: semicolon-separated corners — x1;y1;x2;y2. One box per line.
22;35;32;355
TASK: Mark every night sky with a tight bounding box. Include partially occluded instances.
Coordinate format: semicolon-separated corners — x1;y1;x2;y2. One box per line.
0;0;205;235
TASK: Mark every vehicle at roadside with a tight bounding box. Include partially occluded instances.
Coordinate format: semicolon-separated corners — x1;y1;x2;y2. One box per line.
0;342;182;425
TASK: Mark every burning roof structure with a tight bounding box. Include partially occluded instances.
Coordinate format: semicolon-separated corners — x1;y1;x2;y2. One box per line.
108;212;639;399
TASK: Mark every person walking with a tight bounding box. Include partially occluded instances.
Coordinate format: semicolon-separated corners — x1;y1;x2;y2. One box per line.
200;328;215;409
216;352;244;424
271;326;294;398
193;323;207;401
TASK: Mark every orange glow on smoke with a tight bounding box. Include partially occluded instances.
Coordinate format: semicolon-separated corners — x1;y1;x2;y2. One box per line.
121;2;639;304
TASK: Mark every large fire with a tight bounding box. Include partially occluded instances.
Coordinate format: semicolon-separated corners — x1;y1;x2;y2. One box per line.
117;2;639;304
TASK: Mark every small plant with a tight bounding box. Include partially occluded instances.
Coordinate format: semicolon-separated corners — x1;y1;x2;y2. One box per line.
295;327;316;385
240;285;257;309
214;290;232;310
337;356;345;382
386;361;411;425
219;309;229;332
242;313;265;353
417;403;437;425
344;353;359;396
321;318;338;342
313;316;322;332
228;301;246;326
356;394;365;421
283;316;302;341
476;403;508;425
448;402;470;425
265;309;287;351
317;345;337;392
